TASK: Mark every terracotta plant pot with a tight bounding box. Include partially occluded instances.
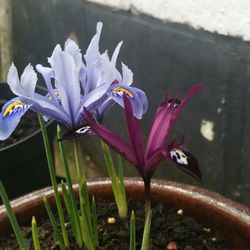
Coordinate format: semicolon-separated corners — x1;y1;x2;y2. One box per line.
0;178;249;249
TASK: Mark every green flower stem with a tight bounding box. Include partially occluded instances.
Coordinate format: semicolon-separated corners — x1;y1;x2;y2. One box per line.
73;138;86;181
0;180;28;250
130;210;136;250
79;195;96;250
141;200;152;250
72;138;89;211
73;138;96;250
141;181;152;250
61;181;80;246
38;114;69;247
43;197;65;250
91;196;99;248
61;181;71;215
32;216;41;250
79;181;93;247
101;141;127;218
57;126;83;247
117;155;127;216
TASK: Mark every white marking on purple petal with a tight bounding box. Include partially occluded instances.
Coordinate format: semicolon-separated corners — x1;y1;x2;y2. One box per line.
75;125;92;134
170;148;188;165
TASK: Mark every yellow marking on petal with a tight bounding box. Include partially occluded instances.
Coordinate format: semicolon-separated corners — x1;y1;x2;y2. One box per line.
112;87;133;97
48;92;60;100
3;101;26;117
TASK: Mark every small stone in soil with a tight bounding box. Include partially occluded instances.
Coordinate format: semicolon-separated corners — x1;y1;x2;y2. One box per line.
167;241;177;250
107;217;116;224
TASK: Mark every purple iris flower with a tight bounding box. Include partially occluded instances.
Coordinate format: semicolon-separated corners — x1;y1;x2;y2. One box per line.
0;22;147;140
83;84;203;189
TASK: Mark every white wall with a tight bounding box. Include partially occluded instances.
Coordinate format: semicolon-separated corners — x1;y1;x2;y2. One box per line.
87;0;250;41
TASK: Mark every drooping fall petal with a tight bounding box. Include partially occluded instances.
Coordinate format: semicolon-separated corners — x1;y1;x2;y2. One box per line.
109;84;148;119
0;98;32;140
84;107;137;165
169;147;202;183
124;95;145;168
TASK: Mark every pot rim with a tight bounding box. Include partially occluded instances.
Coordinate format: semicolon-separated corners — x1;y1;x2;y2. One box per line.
0;177;250;216
0;177;249;221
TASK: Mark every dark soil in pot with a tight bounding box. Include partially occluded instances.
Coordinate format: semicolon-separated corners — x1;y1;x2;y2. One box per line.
0;200;232;250
0;107;40;148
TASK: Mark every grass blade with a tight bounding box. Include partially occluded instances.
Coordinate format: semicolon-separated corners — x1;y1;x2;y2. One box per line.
38;115;69;247
43;197;65;250
0;180;28;250
101;141;127;218
130;210;136;250
57;126;83;247
91;196;99;247
32;216;41;250
140;204;152;250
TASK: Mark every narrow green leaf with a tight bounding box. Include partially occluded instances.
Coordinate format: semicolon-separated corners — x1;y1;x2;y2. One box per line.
141;204;152;250
79;202;95;250
117;155;127;217
38;115;69;247
73;138;87;181
0;181;28;250
117;155;125;193
79;216;93;250
57;126;83;247
61;181;71;215
91;196;99;247
79;178;91;220
32;216;41;250
101;141;117;182
43;197;65;250
61;181;77;241
130;210;136;250
79;181;92;237
101;141;127;218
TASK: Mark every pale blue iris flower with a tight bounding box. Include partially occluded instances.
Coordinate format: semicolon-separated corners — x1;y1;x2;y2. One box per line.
0;22;148;140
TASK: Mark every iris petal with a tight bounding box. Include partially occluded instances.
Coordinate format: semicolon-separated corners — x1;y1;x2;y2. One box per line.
124;95;145;171
96;97;115;122
169;147;202;183
121;63;133;86
84;22;103;66
42;90;61;122
49;49;81;124
36;65;55;99
111;41;123;67
64;39;85;76
84;107;137;165
145;84;203;158
145;148;169;177
108;84;148;119
0;98;31;140
7;63;37;97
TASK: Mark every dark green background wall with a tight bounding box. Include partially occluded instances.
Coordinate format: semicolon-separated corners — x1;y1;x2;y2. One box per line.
12;0;250;205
